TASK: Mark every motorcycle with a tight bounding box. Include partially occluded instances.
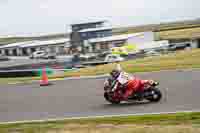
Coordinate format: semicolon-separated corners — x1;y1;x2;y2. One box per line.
103;77;162;104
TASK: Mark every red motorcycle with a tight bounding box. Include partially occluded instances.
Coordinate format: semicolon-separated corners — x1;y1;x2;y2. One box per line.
103;77;162;104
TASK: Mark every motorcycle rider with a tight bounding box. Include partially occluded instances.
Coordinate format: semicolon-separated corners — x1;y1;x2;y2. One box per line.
105;62;122;88
110;69;152;100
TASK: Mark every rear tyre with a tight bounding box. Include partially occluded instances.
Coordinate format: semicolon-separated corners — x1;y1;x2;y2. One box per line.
146;88;162;102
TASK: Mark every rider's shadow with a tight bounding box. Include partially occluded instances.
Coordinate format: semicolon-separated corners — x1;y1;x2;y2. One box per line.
101;100;154;108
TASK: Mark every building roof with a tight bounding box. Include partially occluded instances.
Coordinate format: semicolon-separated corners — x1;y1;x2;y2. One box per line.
0;38;70;49
71;21;106;26
0;41;33;49
88;32;144;43
21;38;70;48
78;27;112;33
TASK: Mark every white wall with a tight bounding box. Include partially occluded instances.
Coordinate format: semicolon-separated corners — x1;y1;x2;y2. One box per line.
191;39;198;48
0;43;69;56
8;49;13;55
27;48;32;55
0;49;5;55
127;31;155;44
137;40;169;51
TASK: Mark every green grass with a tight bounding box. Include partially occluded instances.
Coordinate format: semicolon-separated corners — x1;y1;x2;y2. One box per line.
156;27;200;40
0;49;200;85
63;49;200;77
113;19;200;40
0;38;31;45
0;112;200;133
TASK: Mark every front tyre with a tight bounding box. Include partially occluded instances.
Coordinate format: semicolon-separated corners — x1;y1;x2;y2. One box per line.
104;92;121;104
146;88;162;102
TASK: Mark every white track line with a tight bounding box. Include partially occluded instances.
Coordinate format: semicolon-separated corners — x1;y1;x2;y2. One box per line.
1;110;200;125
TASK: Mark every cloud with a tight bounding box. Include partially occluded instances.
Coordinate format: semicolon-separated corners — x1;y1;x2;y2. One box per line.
0;0;199;36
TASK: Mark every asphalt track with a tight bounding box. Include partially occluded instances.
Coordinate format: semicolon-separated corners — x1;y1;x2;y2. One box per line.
0;70;200;123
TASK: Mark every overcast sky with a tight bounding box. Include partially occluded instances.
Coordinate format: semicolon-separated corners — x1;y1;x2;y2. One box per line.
0;0;199;36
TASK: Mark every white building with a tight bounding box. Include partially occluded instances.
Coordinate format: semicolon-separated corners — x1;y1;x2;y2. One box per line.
87;32;146;53
84;31;172;53
136;40;170;52
0;38;70;56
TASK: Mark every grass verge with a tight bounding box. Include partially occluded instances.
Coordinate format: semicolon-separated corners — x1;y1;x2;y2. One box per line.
0;112;200;133
1;49;200;84
63;49;200;77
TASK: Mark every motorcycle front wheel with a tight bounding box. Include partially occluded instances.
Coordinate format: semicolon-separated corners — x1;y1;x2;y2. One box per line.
104;92;121;104
146;88;162;102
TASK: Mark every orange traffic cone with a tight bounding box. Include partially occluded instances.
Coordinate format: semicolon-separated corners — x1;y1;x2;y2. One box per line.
40;68;51;86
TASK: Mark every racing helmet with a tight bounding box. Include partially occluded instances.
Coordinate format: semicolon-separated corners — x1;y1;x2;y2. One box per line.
110;69;120;79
